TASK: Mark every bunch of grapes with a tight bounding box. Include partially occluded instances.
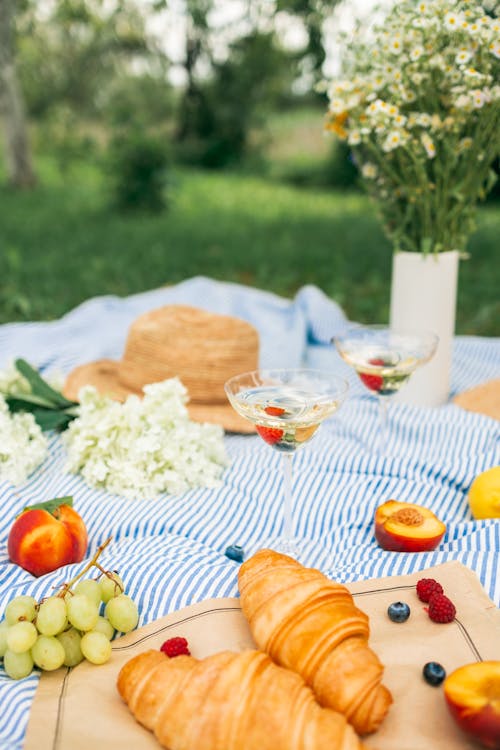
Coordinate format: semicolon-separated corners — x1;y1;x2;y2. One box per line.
0;563;139;680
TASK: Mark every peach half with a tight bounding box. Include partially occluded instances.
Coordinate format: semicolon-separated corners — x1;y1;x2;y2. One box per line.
374;500;446;552
444;661;500;749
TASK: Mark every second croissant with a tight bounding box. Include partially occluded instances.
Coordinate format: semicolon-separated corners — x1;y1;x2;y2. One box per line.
238;549;392;735
118;648;366;750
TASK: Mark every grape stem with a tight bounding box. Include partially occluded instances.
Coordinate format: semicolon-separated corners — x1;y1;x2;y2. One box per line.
55;537;113;599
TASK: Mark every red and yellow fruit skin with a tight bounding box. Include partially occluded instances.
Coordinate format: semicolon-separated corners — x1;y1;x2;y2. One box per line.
374;500;446;552
8;505;88;577
444;662;500;750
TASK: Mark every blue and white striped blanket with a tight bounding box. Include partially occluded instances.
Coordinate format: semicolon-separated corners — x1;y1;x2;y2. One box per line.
0;277;499;749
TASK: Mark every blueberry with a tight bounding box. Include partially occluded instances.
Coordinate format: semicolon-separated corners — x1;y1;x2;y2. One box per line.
387;601;411;623
423;662;446;686
225;545;245;563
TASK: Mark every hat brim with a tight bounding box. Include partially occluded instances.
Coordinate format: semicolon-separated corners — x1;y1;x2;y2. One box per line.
63;360;256;435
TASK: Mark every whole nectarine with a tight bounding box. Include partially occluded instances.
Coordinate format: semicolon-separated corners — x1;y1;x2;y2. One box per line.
8;498;87;577
444;661;500;749
374;500;446;552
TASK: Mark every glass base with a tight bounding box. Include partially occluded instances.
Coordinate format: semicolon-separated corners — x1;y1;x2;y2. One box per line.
248;536;304;561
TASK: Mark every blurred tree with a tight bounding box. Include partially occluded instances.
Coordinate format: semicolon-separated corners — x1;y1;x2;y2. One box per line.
18;0;156;120
175;0;213;143
0;0;36;187
172;0;342;167
276;0;337;76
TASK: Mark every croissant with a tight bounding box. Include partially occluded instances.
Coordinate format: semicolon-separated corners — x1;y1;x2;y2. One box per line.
238;549;392;735
117;648;366;750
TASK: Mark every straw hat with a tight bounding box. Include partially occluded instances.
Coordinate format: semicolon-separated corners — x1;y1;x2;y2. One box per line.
63;305;259;433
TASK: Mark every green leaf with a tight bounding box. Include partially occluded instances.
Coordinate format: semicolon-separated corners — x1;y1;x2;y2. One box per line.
14;359;77;409
31;409;76;432
5;397;77;432
23;496;74;515
5;394;57;411
420;237;433;255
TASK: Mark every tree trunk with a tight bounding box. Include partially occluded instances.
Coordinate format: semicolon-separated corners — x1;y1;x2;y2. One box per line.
0;0;36;188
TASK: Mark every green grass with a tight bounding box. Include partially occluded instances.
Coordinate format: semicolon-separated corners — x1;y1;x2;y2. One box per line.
0;157;499;335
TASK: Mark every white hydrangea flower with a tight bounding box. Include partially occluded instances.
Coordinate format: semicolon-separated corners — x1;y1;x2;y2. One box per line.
62;379;229;499
0;395;48;486
0;363;31;397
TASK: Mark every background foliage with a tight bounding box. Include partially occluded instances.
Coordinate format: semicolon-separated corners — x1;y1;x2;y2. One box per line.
0;0;498;335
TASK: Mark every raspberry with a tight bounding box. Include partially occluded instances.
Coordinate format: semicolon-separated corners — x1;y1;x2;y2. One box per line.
426;593;456;623
256;426;284;445
416;577;444;603
160;637;191;657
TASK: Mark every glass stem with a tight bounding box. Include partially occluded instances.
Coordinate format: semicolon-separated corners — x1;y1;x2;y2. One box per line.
281;452;294;542
378;396;388;452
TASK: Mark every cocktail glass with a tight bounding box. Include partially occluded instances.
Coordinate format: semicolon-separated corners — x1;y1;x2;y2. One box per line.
334;325;438;449
224;368;348;559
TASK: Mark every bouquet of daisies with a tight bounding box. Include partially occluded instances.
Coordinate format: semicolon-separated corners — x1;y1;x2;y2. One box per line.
324;0;500;254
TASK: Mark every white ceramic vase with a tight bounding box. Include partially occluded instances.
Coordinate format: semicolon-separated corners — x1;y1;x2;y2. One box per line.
389;250;460;408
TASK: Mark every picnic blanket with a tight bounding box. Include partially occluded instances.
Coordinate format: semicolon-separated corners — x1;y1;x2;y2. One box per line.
0;277;499;750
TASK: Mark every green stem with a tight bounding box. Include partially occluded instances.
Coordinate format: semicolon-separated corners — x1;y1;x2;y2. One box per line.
55;537;112;599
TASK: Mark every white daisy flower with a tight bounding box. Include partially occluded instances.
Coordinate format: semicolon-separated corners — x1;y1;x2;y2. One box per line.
455;93;472;108
348;130;362;145
421;132;436;158
459;137;473;150
471;89;486;107
383;130;404;151
418;112;432;127
403;89;417;102
456;49;473;64
467;22;481;34
490;42;500;59
361;162;378;179
329;98;346;115
444;12;464;29
410;46;425;61
390;37;404;54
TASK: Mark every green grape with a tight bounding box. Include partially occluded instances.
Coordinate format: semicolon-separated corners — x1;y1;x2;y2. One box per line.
104;595;138;633
99;573;124;603
80;631;112;665
4;649;34;680
56;628;84;667
36;597;67;636
6;621;38;654
5;596;37;625
0;620;9;657
73;579;102;608
91;616;114;641
31;635;65;671
66;595;99;632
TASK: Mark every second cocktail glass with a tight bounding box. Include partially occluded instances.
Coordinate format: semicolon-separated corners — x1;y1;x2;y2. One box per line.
224;369;348;559
334;325;438;449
